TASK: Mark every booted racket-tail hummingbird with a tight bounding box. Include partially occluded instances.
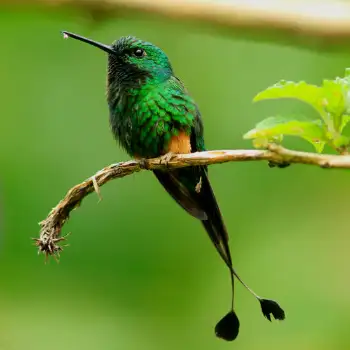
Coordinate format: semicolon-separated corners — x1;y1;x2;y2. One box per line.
62;31;285;341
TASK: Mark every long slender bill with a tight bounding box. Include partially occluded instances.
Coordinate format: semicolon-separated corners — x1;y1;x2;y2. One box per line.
61;31;115;55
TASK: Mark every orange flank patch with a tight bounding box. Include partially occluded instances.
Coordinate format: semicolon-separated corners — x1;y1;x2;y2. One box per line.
168;131;191;154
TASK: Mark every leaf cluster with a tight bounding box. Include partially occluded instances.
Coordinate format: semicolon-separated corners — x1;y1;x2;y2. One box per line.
244;68;350;154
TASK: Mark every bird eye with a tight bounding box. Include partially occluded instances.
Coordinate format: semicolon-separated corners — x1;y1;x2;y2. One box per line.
133;48;146;58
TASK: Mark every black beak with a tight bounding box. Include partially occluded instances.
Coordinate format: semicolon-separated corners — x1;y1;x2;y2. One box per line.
61;31;115;55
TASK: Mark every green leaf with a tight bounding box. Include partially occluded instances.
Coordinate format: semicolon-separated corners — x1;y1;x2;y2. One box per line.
253;81;325;116
321;78;348;131
244;116;327;153
249;69;350;153
253;70;350;134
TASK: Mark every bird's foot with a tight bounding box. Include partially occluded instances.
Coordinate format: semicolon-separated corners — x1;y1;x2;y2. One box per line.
159;152;175;167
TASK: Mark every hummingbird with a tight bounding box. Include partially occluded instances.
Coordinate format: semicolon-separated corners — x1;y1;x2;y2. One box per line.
62;31;285;341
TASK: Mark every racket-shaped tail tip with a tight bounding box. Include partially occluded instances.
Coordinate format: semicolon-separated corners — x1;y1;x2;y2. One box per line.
215;310;240;341
259;298;285;321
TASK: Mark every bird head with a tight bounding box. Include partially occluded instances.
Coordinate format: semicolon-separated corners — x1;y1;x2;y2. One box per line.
62;31;173;89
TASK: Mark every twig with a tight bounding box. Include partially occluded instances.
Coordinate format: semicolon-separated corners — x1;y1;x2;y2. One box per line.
35;145;350;260
5;0;350;50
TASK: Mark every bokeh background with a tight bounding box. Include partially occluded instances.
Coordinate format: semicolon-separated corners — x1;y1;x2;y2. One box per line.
1;3;350;350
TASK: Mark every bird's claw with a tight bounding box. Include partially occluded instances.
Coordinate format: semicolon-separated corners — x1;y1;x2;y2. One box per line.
159;152;175;167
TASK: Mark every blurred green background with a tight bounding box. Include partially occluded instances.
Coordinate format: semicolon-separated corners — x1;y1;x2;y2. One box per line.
1;5;350;350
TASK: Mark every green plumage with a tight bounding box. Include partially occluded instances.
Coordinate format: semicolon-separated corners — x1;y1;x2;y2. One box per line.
107;46;201;157
112;76;198;157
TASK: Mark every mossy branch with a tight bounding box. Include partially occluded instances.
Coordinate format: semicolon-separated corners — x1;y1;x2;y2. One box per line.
35;144;350;260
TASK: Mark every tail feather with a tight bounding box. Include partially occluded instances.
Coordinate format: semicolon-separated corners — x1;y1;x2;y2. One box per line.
154;167;232;270
200;172;232;268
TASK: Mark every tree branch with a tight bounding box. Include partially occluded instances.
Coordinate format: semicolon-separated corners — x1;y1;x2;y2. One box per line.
5;0;350;51
35;145;350;260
